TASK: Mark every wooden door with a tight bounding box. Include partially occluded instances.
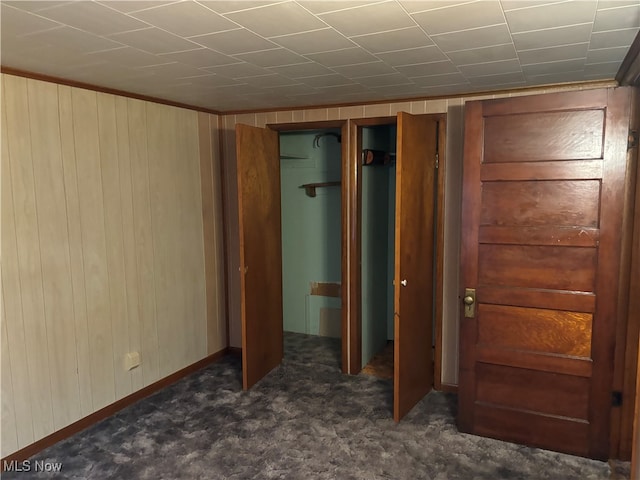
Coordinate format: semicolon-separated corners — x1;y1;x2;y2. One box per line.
459;88;631;459
393;112;437;421
236;124;283;390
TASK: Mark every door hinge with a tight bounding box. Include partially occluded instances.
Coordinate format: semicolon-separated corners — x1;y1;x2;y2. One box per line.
612;391;623;407
435;152;439;169
629;129;638;150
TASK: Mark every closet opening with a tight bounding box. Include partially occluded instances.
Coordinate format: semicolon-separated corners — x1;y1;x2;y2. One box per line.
360;123;397;379
278;126;345;371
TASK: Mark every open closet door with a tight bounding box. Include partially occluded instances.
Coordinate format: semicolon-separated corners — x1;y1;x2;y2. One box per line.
236;123;283;390
458;88;630;459
393;112;437;422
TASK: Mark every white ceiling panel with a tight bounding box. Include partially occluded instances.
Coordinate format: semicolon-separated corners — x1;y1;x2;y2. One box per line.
305;47;379;67
318;1;416;37
157;48;238;68
131;2;238;37
505;1;598;33
225;1;326;37
411;1;506;36
191;29;276;54
331;61;397;77
108;27;201;54
270;28;355;54
518;43;589;65
350;27;434;53
511;23;593;51
589;27;640;48
29;25;125;53
39;1;148;35
446;43;518;65
1;4;62;37
458;58;522;76
1;0;635;113
395;60;460;77
592;4;640;32
233;48;308;67
375;45;448;66
431;24;513;51
521;58;586;75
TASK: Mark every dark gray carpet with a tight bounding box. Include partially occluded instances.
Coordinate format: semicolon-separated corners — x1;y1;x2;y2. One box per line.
5;332;615;479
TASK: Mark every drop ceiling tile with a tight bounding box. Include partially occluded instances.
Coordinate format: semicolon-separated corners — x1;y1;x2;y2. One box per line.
420;83;471;96
593;4;640;32
203;62;271;78
468;71;526;86
518;43;589;65
332;61;397;77
500;1;568;11
131;2;238;37
264;83;317;95
446;43;518;65
521;58;585;75
177;73;240;87
87;46;169;67
597;1;640;9
432;24;512;52
198;1;285;14
376;88;428;100
98;1;180;14
300;73;355;87
305;47;378;67
108;27;201;54
505;2;597;33
28;26;124;53
584;61;623;75
3;1;78;12
225;2;326;37
1;4;62;37
318;2;415;37
350;27;433;53
238;73;300;87
376;45;448;66
38;1;149;36
191;29;276;54
399;1;473;14
136;62;205;78
411;1;505;36
586;46;630;63
356;73;413;87
395;60;460;77
158;48;238;67
589;27;640;49
458;58;522;77
316;83;372;95
270;28;355;54
268;62;335;77
511;23;593;51
410;72;468;86
298;1;384;14
233;48;308;67
526;70;588;85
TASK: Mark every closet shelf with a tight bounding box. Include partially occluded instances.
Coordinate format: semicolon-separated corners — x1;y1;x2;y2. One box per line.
299;181;341;197
280;153;309;159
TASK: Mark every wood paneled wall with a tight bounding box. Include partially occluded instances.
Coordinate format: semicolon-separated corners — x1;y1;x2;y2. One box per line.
1;74;225;457
219;83;607;386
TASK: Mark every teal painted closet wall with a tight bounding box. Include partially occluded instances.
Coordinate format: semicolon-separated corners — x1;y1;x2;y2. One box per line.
280;130;342;336
361;125;396;367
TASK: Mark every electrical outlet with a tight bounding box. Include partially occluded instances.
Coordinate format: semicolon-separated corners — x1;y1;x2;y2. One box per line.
124;352;140;371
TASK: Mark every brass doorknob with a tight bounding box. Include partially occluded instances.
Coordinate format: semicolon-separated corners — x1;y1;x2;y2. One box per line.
463;295;474;305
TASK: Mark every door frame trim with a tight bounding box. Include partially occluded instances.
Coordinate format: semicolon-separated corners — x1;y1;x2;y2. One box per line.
348;114;447;386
